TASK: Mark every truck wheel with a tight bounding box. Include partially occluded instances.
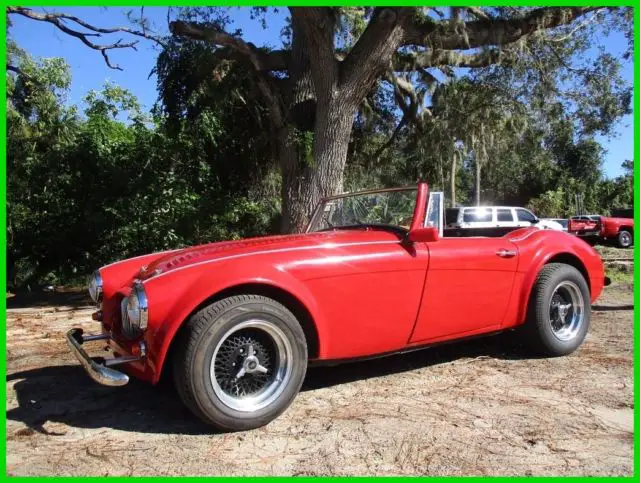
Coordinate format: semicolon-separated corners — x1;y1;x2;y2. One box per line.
617;230;633;248
173;295;308;431
523;263;591;357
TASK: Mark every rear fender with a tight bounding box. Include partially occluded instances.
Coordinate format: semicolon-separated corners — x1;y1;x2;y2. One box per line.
511;233;603;326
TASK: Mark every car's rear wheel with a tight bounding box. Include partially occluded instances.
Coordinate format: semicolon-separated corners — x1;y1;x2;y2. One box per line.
523;263;591;356
617;229;633;248
173;295;308;431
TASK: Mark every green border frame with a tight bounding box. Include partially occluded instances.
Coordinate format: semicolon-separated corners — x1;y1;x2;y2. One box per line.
1;1;637;479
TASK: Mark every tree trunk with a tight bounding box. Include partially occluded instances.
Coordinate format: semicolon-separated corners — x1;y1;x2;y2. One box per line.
278;20;320;234
280;10;364;233
280;100;356;233
278;8;411;233
475;159;481;206
450;151;457;207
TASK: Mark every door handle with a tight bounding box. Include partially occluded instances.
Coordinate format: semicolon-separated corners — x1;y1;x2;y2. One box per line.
496;249;517;258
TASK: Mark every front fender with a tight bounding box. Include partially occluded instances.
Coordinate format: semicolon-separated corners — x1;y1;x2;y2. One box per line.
140;261;328;384
99;250;180;331
100;249;180;300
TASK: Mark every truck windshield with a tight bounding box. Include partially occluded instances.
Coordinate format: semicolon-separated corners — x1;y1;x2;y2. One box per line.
307;188;417;233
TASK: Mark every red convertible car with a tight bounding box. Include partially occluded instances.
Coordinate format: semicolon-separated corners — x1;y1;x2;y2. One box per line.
68;183;607;430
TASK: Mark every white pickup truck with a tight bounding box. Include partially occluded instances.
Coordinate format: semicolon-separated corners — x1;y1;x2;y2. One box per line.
444;206;564;237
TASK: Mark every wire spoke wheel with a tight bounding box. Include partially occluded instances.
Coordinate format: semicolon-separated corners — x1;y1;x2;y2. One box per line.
548;280;585;341
210;319;293;412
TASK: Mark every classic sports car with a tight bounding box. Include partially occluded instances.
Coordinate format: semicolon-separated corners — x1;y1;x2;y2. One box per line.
68;183;608;430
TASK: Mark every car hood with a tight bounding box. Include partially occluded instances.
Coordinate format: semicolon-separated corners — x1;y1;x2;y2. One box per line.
136;230;380;280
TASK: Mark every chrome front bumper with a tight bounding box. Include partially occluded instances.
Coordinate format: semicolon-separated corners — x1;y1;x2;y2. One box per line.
66;328;143;387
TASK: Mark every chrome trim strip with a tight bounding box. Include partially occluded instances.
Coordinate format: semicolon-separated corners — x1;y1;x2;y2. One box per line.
66;328;135;387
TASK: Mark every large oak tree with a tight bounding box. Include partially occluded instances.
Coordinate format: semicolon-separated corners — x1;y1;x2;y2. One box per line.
8;6;629;231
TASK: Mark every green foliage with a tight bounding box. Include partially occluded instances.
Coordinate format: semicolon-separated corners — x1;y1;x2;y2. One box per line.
6;8;634;287
527;188;570;218
7;52;279;288
154;37;276;194
287;127;314;167
606;264;634;285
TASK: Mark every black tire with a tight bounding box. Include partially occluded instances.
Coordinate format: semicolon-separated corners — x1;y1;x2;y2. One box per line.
173;294;308;431
523;263;591;357
617;229;633;248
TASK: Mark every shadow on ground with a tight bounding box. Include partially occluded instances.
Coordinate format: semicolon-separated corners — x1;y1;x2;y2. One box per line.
7;332;529;436
7;290;91;309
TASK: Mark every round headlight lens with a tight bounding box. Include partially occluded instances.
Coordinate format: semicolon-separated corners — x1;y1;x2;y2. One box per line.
88;270;103;304
126;283;148;333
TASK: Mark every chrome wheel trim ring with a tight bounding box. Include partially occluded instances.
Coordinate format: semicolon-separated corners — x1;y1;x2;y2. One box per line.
620;231;631;246
548;280;585;342
210;319;293;412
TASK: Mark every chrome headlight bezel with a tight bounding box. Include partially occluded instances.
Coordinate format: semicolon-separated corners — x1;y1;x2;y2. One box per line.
88;270;103;305
124;282;149;336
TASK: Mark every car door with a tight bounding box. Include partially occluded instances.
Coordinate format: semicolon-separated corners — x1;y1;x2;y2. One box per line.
293;186;432;360
409;199;519;343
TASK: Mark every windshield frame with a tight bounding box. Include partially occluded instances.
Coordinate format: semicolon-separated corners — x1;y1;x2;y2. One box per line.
305;186;419;234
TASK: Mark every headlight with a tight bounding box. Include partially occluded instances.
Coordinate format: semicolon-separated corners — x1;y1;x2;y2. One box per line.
88;270;103;305
121;282;148;338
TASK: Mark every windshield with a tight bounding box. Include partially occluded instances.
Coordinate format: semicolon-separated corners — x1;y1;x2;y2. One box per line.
307;188;417;233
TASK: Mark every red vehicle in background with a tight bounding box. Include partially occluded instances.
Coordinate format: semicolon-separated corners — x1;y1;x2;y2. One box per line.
568;215;634;248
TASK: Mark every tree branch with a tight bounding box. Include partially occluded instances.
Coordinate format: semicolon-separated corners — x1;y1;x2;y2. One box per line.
340;7;414;103
466;8;492;21
169;20;287;130
6;64;34;82
289;8;337;66
394;48;517;70
7;6;168;70
169;20;288;72
289;7;339;93
383;71;432;131
371;114;408;161
404;7;602;50
549;8;605;42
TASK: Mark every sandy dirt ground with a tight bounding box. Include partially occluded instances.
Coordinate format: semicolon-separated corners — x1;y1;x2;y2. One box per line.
5;280;633;476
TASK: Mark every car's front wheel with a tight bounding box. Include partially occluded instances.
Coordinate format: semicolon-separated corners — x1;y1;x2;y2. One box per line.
523;263;591;356
173;294;308;431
